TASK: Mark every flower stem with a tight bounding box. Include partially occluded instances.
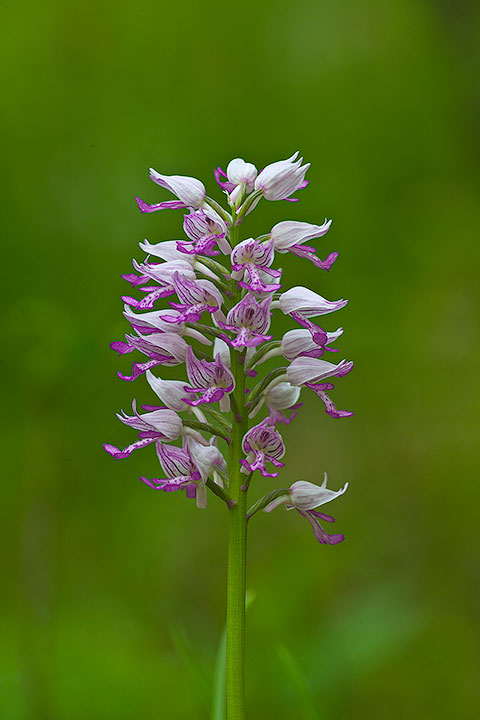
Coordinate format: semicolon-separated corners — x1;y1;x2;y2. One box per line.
226;213;248;719
226;348;247;719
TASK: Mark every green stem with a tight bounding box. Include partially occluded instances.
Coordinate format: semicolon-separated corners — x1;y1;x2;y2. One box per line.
226;213;248;720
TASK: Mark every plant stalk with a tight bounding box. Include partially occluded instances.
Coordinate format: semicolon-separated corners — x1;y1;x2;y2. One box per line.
226;214;248;720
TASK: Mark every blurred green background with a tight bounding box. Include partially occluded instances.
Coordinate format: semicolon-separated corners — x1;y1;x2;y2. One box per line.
2;0;480;718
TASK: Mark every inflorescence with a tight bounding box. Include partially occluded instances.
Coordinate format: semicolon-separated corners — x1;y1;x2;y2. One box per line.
104;153;352;545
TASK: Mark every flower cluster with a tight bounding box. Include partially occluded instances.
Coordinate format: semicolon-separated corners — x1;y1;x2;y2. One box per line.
105;153;352;544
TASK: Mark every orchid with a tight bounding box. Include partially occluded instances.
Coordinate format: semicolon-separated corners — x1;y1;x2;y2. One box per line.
263;474;348;545
104;153;353;719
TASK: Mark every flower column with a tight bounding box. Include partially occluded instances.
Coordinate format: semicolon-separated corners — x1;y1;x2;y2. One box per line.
226;208;248;720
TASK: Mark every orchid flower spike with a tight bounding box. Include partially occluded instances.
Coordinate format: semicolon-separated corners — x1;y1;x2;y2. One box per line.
106;152;354;553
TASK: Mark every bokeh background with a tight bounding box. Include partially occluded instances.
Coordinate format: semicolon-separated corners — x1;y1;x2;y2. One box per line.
2;0;480;718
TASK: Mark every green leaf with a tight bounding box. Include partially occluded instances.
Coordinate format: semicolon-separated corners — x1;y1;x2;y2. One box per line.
276;643;320;720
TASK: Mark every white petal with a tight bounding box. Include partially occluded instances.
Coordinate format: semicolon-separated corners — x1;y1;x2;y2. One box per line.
289;478;348;510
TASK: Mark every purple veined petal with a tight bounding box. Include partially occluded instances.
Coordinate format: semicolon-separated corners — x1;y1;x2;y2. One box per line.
214;166;235;192
185;347;235;400
271;219;332;250
254;152;310;202
309;510;335;522
238;273;282;295
172;272;220;307
133;258;196;283
298;510;345;545
122;272;150;286
122;285;175;310
166;302;219;324
231;238;275;268
281;329;329;361
117;402;183;439
288;246;338;270
182;386;227;406
183;207;227;241
103;436;157;459
289;315;334;346
279;287;348;318
117;332;188;367
225;294;272;334
218;323;273;349
117;358;166;382
135;197;185;213
137;332;189;363
287;357;353;386
146;370;192;411
289;477;348;510
265;382;301;410
259;266;282;279
110;340;136;355
139;239;195;264
186;346;216;387
184;436;227;480
176;237;221;257
305;383;354;419
122;305;185;334
155;441;194;478
140;476;162;489
241;422;286;477
148;170;206;207
266;402;302;426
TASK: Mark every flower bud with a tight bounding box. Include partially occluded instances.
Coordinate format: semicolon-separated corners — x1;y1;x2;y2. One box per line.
186;437;227;480
255;152;310;201
226;158;258;191
264;382;301;410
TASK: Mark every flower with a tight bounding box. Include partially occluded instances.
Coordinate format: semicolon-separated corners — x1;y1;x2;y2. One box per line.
263;382;302;425
270;219;338;269
215;158;258;193
240;423;285;477
186;435;227;485
182;347;235;407
231;238;282;294
110;332;189;381
286;357;354;419
162;272;223;324
286;356;353;387
136;170;206;213
103;401;184;459
218;295;273;348
107;155;354;544
278;286;348;318
281;327;343;361
141;441;205;506
145;370;192;412
177;208;228;257
121;260;196;310
254;152;310;201
264;474;348;545
122;305;210;345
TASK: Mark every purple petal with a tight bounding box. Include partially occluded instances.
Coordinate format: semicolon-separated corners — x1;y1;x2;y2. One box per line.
135;197;185;213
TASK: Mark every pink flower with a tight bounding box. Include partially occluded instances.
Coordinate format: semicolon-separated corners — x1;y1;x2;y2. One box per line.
255;152;310;201
136;169;206;213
